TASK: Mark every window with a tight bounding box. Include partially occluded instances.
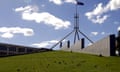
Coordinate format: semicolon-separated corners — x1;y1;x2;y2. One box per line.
0;52;7;56
9;47;16;51
27;48;33;53
0;45;7;51
18;48;25;52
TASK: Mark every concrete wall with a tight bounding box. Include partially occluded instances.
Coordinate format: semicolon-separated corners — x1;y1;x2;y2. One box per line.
70;40;82;51
61;35;116;56
61;43;70;51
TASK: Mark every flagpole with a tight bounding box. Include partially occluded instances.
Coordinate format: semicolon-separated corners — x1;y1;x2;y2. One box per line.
50;0;93;49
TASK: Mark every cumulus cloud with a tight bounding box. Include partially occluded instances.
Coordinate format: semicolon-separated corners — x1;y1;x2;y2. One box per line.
85;0;120;24
14;5;71;30
101;32;105;35
89;15;109;24
49;0;76;5
49;0;63;5
90;31;106;37
91;32;98;36
117;26;120;31
64;0;76;4
1;32;14;39
32;40;59;48
0;27;34;38
106;0;120;11
15;5;39;13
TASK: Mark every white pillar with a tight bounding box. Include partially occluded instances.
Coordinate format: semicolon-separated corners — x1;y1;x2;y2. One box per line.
7;46;9;56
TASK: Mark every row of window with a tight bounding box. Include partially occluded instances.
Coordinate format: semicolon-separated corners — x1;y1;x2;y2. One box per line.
0;45;7;50
0;45;37;53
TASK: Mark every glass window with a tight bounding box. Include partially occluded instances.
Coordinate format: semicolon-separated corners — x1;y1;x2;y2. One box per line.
9;47;16;51
18;48;25;52
0;52;7;56
0;45;7;51
27;48;33;53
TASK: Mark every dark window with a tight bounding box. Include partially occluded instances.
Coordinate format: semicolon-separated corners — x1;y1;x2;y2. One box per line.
0;45;7;51
27;48;33;53
0;52;7;56
18;48;25;52
9;47;16;51
8;53;15;56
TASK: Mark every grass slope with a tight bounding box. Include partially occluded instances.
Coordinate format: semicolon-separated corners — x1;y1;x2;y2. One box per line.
0;51;120;72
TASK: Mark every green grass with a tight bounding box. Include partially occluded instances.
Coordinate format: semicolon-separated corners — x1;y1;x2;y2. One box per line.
0;51;120;72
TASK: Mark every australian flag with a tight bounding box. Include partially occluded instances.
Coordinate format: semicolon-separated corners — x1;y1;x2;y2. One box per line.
76;0;84;5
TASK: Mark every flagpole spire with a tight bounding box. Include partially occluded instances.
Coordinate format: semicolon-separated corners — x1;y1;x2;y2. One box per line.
73;0;85;43
50;0;93;49
73;0;93;43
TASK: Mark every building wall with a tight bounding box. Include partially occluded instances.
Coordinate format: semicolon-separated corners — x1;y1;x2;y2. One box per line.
0;43;48;57
61;35;116;56
61;43;70;51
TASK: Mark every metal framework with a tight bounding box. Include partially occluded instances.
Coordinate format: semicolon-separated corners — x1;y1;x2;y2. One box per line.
50;0;93;49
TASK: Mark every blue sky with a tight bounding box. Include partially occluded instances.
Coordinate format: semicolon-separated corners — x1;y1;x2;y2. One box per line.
0;0;120;49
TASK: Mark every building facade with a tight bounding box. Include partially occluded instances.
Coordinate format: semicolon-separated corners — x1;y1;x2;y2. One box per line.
61;34;119;56
0;43;50;57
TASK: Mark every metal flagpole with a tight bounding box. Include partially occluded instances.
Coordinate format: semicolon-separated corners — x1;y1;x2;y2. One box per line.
50;0;93;50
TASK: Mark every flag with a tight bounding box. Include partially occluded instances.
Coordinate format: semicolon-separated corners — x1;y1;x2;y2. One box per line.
77;1;84;5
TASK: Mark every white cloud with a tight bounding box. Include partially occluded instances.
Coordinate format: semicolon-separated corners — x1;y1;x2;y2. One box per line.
49;0;63;5
14;5;71;30
91;32;98;36
22;12;70;30
32;40;59;48
49;0;76;5
117;26;120;31
90;15;109;24
0;27;34;38
1;32;14;39
85;0;120;24
64;0;76;4
105;0;120;11
101;32;105;35
15;5;39;13
91;31;106;36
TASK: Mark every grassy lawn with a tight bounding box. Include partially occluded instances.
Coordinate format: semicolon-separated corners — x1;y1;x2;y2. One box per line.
0;51;120;72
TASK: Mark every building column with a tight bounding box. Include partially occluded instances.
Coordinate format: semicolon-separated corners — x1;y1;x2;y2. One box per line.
25;48;27;54
7;46;9;56
16;47;19;55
